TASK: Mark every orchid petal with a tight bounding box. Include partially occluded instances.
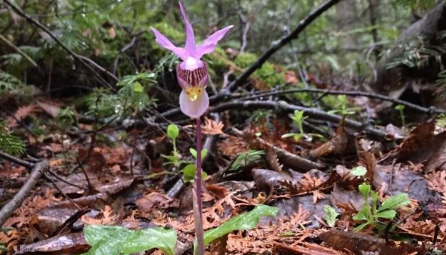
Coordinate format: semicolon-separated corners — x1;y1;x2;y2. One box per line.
179;89;209;118
151;27;188;60
195;25;233;58
179;2;196;56
176;63;208;89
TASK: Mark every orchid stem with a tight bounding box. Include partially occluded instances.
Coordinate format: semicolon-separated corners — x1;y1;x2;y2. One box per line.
194;117;205;255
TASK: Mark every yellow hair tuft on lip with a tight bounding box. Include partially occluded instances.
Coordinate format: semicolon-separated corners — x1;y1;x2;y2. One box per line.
185;86;203;101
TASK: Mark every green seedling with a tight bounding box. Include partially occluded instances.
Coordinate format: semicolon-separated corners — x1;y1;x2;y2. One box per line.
395;104;406;127
353;183;410;232
161;124;186;167
327;95;360;116
281;110;323;141
161;124;208;182
230;150;264;171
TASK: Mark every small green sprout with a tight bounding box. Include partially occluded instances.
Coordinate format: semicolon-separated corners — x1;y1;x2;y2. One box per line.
395;104;406;127
353;183;410;232
230;150;265;171
327;95;360;116
161;124;186;167
281;110;323;141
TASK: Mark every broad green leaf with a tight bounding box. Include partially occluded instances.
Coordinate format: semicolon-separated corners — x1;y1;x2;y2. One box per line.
202;205;279;248
350;166;367;176
122;228;177;255
181;164;207;182
323;205;338;227
83;225;176;255
376;210;397;219
378;193;410;211
167;124;179;141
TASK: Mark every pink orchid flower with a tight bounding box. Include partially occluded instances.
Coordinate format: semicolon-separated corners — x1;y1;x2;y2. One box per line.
151;3;233;118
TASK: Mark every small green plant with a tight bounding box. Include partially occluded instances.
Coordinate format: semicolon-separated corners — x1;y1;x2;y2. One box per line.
327;95;360;116
57;107;77;128
161;124;208;181
352;183;410;232
161;124;184;167
181;148;208;182
86;72;157;119
281;110;323;141
395;104;406;127
230;150;264;171
324;205;339;227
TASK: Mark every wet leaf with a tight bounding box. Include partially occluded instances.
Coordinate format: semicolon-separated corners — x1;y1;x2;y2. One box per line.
202;205;279;248
15;232;89;254
379;193;410;211
83;225;177;255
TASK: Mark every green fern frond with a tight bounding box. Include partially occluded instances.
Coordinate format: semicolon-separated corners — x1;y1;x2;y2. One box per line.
0;120;25;155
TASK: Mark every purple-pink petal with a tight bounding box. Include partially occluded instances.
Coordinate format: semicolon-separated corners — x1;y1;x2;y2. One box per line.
195;25;233;59
176;63;208;89
150;27;188;60
179;2;197;56
179;89;209;118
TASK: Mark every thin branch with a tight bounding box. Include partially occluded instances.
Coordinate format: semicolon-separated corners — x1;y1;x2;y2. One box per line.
0;150;34;168
0;34;38;68
219;0;341;96
210;100;387;140
0;160;48;227
237;88;446;114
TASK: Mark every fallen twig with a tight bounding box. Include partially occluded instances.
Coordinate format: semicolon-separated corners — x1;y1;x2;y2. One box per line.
232;128;326;172
211;100;387;140
237;88;446;114
0;150;34;168
0;160;48;227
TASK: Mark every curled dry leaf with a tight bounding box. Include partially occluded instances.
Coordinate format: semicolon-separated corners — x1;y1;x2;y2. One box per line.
310;117;350;158
202;117;224;135
14;232;89;255
266;148;283;173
